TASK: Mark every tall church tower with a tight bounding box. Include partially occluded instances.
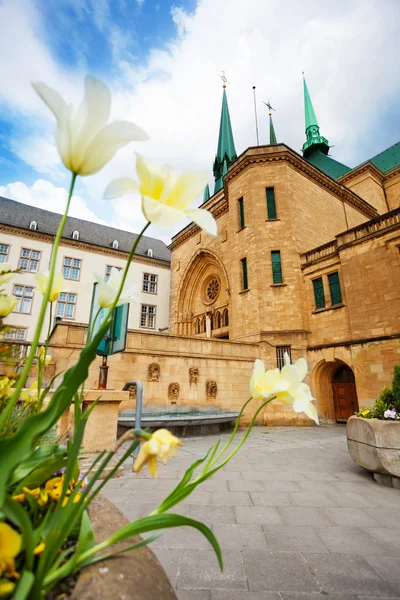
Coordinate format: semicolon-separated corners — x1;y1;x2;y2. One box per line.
213;86;237;193
301;75;330;159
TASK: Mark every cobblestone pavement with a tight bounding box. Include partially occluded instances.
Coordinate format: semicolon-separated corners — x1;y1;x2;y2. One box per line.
103;425;400;599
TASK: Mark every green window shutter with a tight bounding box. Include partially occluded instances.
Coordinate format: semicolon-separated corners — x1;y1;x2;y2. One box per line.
271;251;283;283
241;257;248;290
313;277;325;309
328;271;342;305
238;197;245;228
266;188;277;220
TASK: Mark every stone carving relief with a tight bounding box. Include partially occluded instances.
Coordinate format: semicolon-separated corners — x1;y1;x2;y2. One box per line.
148;363;160;382
127;383;137;399
206;380;217;400
189;367;199;384
168;382;180;401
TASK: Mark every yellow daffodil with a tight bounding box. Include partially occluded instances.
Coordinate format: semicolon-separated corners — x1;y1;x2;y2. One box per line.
0;580;15;596
44;476;64;501
62;492;82;507
35;271;67;303
0;264;16;289
38;346;52;366
94;268;138;309
134;429;183;478
32;75;148;176
23;486;48;506
250;359;290;400
33;542;45;556
277;353;319;424
0;378;15;400
11;494;25;504
104;154;217;235
0;295;17;318
20;382;39;406
0;523;21;580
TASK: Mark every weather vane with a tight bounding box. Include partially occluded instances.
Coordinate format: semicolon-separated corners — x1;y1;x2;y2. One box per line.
263;100;275;115
218;70;230;87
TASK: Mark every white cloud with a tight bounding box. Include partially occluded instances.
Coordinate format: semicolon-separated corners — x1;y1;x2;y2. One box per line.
1;0;400;243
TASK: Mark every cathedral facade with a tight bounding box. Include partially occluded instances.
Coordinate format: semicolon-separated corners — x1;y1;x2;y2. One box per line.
169;78;400;423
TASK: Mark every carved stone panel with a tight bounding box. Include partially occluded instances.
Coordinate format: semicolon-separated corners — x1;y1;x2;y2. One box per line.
148;363;160;382
189;367;199;384
127;383;137;399
206;380;217;400
168;382;180;401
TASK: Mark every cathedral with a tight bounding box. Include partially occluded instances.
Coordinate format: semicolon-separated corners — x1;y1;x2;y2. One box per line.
168;76;400;424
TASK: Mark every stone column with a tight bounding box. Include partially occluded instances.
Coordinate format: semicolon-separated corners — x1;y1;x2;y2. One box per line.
82;390;130;452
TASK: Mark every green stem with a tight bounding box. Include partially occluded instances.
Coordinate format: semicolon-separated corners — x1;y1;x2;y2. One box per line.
38;302;53;407
0;173;77;431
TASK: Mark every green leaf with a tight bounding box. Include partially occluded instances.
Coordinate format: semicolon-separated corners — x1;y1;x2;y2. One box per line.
9;445;67;487
14;457;67;493
13;570;34;600
3;496;35;570
78;534;160;569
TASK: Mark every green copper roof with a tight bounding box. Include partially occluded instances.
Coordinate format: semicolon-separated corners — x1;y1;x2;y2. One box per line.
213;88;237;193
269;114;277;144
369;141;400;173
302;75;330;158
203;184;210;203
307;150;351;179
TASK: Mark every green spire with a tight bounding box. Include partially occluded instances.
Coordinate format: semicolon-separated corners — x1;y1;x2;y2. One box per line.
269;113;277;144
202;183;210;203
302;75;330;158
213;88;237;193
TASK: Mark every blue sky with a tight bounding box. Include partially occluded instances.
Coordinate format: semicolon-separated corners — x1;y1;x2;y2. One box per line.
0;0;399;240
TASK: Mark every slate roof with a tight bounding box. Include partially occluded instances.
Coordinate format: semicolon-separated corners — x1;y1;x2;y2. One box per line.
0;197;171;263
306;150;352;180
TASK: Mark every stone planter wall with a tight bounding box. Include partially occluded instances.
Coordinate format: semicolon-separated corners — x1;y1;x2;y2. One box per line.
346;415;400;487
71;496;176;600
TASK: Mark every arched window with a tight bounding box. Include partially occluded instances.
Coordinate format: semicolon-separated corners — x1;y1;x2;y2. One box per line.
196;319;201;334
29;221;37;231
112;240;119;250
201;315;206;333
216;311;221;329
72;230;79;240
147;248;153;257
223;309;229;327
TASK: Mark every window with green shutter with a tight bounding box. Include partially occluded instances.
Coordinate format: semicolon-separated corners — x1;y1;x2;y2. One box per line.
271;251;283;283
266;188;277;220
241;257;248;290
313;277;325;309
328;271;342;305
238;197;245;229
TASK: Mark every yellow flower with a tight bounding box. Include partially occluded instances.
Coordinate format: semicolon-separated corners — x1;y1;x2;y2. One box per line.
104;154;217;235
94;268;138;309
20;382;39;406
38;346;52;366
33;542;45;555
0;264;16;289
35;271;67;303
0;580;15;596
44;476;64;501
62;492;82;507
23;486;48;507
0;523;21;580
11;494;25;504
0;295;17;318
32;75;148;176
134;429;183;479
250;359;290;400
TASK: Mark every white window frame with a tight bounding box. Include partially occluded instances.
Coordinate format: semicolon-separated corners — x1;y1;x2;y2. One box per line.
0;244;9;263
140;304;156;329
19;248;41;273
142;273;158;294
13;285;34;314
63;257;81;281
56;292;77;319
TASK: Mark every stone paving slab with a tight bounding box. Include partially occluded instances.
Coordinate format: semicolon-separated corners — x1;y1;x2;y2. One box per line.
103;426;400;599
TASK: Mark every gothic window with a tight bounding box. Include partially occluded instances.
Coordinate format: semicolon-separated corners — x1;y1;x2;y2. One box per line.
216;311;221;329
201;315;206;333
223;309;229;327
206;278;219;301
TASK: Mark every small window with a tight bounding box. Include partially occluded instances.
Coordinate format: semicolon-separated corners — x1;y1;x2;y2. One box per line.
147;248;153;257
19;248;41;273
196;319;201;334
201;315;206;333
238;197;245;229
72;230;79;240
56;292;77;319
142;273;158;294
29;221;37;231
276;346;291;369
140;304;156;328
112;240;119;249
4;327;27;341
328;272;342;305
216;311;221;329
241;257;248;291
63;257;81;280
271;250;283;284
0;244;9;263
313;277;325;309
223;308;229;327
266;188;277;220
13;285;34;313
105;265;121;282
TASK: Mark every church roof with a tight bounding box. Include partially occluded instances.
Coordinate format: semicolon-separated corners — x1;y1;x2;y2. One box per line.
369;141;400;174
306;150;352;180
0;196;171;263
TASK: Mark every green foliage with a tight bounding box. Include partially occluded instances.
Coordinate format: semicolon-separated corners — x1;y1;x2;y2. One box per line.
392;364;400;410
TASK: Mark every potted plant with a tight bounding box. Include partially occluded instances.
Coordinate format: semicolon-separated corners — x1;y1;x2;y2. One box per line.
347;366;400;487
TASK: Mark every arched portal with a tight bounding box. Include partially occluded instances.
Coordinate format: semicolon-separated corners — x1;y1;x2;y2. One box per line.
311;360;359;423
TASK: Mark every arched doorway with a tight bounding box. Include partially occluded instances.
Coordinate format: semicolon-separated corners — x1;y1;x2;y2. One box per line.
332;365;359;422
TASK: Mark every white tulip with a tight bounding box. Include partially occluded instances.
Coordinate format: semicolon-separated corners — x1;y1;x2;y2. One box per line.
95;268;138;309
250;359;290;400
277;353;319;424
32;75;148;176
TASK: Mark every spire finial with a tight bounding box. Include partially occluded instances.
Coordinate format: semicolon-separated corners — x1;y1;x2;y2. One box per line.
302;74;330;158
263;100;277;145
218;70;229;88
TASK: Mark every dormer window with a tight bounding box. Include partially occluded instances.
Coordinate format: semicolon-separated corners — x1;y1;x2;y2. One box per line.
112;240;119;250
72;230;79;240
147;248;153;257
29;221;37;231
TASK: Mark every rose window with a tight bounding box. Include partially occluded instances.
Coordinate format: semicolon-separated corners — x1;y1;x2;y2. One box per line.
206;279;219;301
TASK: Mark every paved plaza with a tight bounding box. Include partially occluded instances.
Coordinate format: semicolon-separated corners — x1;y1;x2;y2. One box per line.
103;426;400;599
